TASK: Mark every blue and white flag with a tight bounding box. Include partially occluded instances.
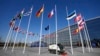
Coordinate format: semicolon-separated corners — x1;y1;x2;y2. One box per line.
67;10;76;20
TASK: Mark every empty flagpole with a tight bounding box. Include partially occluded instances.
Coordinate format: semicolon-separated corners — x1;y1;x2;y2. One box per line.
23;6;33;54
66;7;73;55
55;5;58;55
39;4;44;55
3;27;12;50
83;18;93;51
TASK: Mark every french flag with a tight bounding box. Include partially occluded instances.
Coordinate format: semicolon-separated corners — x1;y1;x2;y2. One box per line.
48;9;54;18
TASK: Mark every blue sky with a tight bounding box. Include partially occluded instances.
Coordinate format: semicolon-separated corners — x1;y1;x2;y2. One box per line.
0;0;100;42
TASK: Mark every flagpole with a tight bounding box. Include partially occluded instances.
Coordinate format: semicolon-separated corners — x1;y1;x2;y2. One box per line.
76;15;85;54
66;7;73;55
49;24;50;45
12;18;23;52
83;25;90;52
39;4;44;55
75;13;85;54
23;7;33;54
5;28;13;51
54;5;58;55
83;18;93;51
79;27;85;53
17;38;19;48
3;27;12;50
81;16;90;52
9;31;15;47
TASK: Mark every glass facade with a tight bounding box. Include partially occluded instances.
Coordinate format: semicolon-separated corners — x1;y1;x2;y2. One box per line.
42;17;100;46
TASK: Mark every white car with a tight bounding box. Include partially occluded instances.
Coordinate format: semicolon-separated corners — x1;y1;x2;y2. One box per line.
48;44;64;54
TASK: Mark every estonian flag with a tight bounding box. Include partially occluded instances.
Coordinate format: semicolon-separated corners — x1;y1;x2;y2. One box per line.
67;10;76;20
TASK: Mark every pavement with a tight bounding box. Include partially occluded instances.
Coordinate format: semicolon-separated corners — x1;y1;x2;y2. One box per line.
0;47;100;56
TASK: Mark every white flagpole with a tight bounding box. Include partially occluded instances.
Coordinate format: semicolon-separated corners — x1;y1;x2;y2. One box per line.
66;7;73;55
5;28;13;50
12;18;23;52
23;7;33;54
76;16;85;53
55;5;58;55
39;4;44;55
75;13;85;54
17;38;19;48
48;24;50;45
83;25;90;52
84;19;93;51
78;28;85;53
3;27;12;50
81;16;90;52
9;31;15;47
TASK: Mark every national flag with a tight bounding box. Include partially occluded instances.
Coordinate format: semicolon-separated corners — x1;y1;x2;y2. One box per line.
72;28;79;35
13;26;20;32
9;20;15;27
79;25;84;30
77;19;82;25
48;9;54;18
79;20;85;26
24;7;33;16
16;9;24;19
36;6;44;17
67;10;76;20
72;25;84;34
74;14;81;22
45;25;49;31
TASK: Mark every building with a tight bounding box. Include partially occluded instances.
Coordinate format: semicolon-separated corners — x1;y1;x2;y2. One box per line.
42;16;100;46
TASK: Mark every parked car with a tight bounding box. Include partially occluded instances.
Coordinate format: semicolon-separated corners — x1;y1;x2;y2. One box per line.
48;43;65;54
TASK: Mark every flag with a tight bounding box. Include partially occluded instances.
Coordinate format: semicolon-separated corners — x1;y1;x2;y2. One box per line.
13;26;20;32
36;6;44;17
24;7;33;16
74;14;81;22
48;9;54;18
73;24;84;34
16;9;24;19
45;25;49;31
9;20;15;27
72;28;79;35
67;10;76;20
79;20;85;26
